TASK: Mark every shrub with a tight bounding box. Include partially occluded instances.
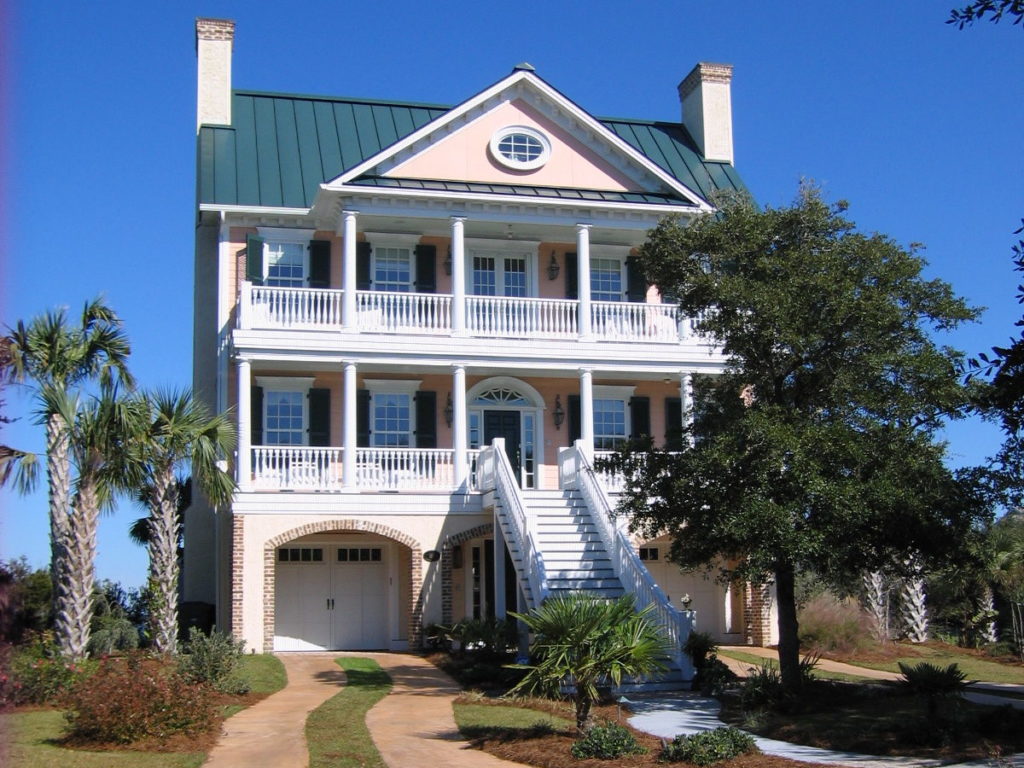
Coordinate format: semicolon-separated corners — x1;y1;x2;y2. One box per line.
739;663;784;710
2;633;93;706
683;630;717;670
570;721;646;759
87;615;139;657
63;653;216;744
448;617;518;660
176;627;248;693
797;592;875;654
660;727;757;765
696;654;736;696
897;661;969;720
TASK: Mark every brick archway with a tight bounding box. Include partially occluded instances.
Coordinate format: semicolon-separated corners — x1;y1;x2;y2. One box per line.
262;519;423;652
441;522;494;625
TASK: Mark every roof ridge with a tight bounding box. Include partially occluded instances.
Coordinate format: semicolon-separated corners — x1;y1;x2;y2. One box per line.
232;88;452;111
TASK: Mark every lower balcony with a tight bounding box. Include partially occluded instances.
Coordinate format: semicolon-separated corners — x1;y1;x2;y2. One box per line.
239;284;689;344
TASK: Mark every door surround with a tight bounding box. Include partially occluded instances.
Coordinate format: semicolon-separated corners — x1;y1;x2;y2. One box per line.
466;376;546;488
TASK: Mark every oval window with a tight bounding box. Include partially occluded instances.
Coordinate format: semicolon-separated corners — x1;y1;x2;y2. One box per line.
489;126;551;171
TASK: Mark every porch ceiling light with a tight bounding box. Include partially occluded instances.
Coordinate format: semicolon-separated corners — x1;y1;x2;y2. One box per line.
547;251;560;281
445;392;454;427
553;394;565;430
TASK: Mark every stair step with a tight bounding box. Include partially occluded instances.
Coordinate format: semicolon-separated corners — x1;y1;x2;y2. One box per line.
549;569;616;580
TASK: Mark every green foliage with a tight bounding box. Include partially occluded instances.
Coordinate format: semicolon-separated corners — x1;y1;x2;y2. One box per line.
683;630;717;669
2;633;94;706
446;617;518;660
509;594;668;731
176;627;248;694
898;661;969;721
660;727;756;765
63;653;215;744
740;663;785;710
86;581;140;657
569;721;646;759
0;558;53;642
684;632;736;695
948;0;1024;29
612;186;990;692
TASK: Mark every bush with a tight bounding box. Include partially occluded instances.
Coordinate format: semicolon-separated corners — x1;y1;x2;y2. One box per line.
660;727;757;765
696;654;736;696
897;661;969;720
176;627;248;693
683;630;717;670
570;721;647;759
87;615;139;657
447;617;518;660
797;592;876;654
739;663;784;710
63;653;216;744
2;633;93;706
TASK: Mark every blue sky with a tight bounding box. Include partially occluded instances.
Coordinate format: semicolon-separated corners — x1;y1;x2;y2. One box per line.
1;1;1021;589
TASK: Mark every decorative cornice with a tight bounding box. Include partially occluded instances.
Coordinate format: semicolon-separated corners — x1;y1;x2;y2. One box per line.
678;62;733;99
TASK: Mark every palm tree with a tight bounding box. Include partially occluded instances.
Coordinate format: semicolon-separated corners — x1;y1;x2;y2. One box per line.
509;594;669;732
5;299;133;639
51;391;139;659
129;389;234;654
0;337;38;492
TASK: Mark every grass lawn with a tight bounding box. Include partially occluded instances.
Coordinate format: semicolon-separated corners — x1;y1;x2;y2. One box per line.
3;709;205;768
836;644;1024;685
454;701;574;740
3;653;287;767
306;656;391;768
718;649;869;683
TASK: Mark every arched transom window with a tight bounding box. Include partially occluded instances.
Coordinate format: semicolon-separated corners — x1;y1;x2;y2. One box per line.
471;387;532;407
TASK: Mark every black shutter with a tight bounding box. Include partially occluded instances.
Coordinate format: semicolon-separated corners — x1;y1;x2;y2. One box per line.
308;240;331;288
414;244;437;293
626;256;646;302
357;389;371;447
665;397;683;450
251;386;264;445
630;396;651;439
307;388;330;447
356;241;372;290
246;234;265;284
568;394;581;445
415;391;437;449
565;252;578;299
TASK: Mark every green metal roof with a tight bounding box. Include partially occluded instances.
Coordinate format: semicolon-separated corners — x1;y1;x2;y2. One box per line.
198;90;746;209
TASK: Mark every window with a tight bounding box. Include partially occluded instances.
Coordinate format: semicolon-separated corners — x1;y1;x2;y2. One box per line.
592;385;635;451
471;253;528;297
257;376;314;447
366;379;421;448
374;246;413;292
337;547;382;562
257;228;314;286
489;126;551;171
638;547;659;562
278;547;323;562
591;257;624;302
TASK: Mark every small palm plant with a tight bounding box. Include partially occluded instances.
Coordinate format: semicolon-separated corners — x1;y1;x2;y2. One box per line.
897;661;969;720
509;593;669;732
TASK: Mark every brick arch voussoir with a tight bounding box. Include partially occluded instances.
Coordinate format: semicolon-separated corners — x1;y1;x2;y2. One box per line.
440;522;495;626
261;519;423;653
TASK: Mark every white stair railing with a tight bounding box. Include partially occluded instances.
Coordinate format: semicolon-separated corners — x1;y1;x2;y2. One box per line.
568;441;693;678
466;296;578;339
251;446;344;490
479;438;549;609
356;290;452;334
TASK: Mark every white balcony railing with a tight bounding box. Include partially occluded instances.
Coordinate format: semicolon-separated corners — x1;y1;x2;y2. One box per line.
239;282;690;344
593;451;625;493
250;446;480;492
357;290;452;334
466;295;578;339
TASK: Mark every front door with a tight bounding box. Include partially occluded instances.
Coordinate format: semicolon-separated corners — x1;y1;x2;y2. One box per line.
484;410;522;483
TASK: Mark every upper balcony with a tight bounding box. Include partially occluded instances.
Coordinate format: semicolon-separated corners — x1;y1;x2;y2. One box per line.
237;282;694;344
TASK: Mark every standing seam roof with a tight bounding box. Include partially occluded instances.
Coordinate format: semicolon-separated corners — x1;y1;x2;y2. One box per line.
198;91;746;209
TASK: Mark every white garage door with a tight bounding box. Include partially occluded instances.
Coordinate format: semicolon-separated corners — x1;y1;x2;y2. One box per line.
274;544;389;651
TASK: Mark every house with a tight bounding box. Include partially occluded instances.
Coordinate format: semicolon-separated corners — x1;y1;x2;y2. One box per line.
186;17;777;673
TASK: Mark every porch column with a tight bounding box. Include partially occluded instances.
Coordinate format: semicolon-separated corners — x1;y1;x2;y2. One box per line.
237;358;252;491
680;371;694;446
342;209;358;329
451;216;466;334
452;363;468;490
576;223;592;339
342;361;358;489
579;367;594;457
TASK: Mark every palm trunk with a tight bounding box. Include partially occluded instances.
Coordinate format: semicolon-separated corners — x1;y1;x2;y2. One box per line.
980;585;997;644
56;482;100;660
46;414;72;626
576;696;593;732
775;563;802;694
149;470;181;654
899;556;929;644
862;570;889;641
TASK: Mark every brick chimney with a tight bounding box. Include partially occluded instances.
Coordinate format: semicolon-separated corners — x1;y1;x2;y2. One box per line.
678;62;734;165
196;18;235;131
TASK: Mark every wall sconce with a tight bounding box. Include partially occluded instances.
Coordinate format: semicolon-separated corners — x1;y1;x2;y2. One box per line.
552;394;565;430
445;392;454;427
444;247;452;276
547;251;560;281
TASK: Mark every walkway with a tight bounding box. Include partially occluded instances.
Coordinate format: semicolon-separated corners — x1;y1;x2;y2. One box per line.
203;652;525;768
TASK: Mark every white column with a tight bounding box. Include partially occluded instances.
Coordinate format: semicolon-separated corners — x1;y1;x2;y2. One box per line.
579;367;594;456
576;223;592;339
451;216;466;334
342;361;358;489
680;371;694;445
452;364;468;490
342;210;358;329
237;358;252;491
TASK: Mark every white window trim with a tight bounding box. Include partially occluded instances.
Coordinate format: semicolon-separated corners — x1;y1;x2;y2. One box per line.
592;385;635;448
257;228;315;285
363;233;420;293
464;238;539;297
489;125;552;171
365;379;421;449
589;245;633;303
256;376;314;447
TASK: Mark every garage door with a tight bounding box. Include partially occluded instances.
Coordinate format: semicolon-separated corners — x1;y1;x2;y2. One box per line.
274;544;388;651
